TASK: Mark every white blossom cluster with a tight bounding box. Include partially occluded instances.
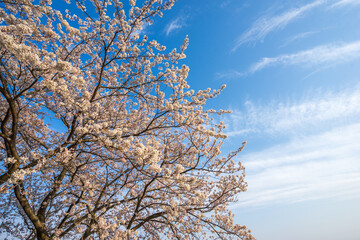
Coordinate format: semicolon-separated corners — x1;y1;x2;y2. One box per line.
0;0;253;239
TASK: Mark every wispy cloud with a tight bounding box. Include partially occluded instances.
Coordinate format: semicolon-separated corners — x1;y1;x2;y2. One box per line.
220;0;231;8
224;86;360;137
164;16;186;36
280;31;318;47
226;87;360;208
331;0;360;8
248;40;360;73
215;70;244;80
232;0;326;51
232;123;360;208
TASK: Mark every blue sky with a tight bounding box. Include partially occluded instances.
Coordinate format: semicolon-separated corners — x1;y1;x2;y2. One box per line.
146;0;360;239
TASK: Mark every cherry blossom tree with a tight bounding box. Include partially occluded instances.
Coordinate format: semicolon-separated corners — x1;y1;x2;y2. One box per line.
0;0;253;239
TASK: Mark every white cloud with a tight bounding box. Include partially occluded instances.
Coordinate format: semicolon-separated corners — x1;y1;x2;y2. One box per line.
225;86;360;137
231;123;360;208
331;0;360;7
281;31;318;47
224;87;360;208
232;0;326;51
164;17;185;36
215;70;244;80
248;40;360;73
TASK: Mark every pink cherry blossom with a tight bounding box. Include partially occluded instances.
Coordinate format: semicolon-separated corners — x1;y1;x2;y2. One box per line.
0;1;253;239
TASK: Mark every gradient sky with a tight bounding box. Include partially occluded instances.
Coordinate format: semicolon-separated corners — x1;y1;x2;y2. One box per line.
145;0;360;239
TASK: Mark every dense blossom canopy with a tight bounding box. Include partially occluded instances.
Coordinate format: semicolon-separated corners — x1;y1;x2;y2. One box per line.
0;0;253;239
